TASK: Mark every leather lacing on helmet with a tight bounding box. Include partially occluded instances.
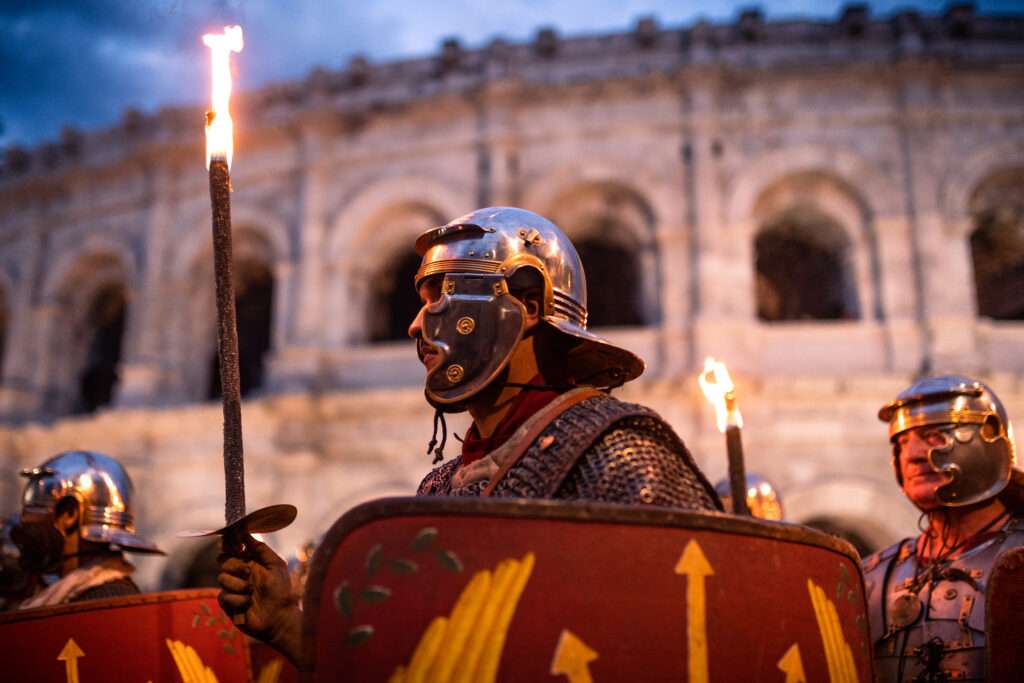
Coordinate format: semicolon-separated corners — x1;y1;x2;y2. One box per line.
426;409;448;464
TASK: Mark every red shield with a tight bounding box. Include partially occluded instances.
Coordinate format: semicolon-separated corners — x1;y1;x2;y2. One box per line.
987;546;1024;683
303;498;872;682
0;588;251;682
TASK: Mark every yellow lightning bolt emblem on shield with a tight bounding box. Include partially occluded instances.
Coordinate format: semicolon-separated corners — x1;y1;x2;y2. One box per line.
390;552;535;683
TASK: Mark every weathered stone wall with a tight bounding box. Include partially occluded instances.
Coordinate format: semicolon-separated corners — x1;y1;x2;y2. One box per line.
0;7;1022;588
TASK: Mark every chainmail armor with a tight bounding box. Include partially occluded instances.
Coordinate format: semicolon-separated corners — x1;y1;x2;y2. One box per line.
417;394;720;512
70;577;140;603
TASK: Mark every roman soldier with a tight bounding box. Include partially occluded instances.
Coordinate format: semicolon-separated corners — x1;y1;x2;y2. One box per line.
10;451;164;608
863;375;1024;682
217;206;721;665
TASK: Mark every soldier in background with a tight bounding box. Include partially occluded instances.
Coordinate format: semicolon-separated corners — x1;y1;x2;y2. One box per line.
714;473;784;520
10;451;165;608
863;376;1024;682
218;207;722;665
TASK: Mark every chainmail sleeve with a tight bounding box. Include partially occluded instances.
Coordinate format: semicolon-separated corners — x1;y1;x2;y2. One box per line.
554;415;722;512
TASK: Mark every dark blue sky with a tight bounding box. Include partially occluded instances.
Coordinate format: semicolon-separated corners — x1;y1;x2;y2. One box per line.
2;0;1022;148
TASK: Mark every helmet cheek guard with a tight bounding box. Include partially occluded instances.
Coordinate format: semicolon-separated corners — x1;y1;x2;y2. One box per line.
422;273;526;411
928;419;1013;506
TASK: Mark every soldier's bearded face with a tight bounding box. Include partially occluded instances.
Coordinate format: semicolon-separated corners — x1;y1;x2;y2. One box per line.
897;427;953;511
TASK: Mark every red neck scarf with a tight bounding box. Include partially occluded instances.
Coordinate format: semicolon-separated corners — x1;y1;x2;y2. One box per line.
460;375;560;465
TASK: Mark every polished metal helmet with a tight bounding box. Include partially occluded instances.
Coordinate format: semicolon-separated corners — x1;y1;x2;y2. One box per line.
20;451;163;554
714;474;784;520
414;207;644;409
878;375;1016;507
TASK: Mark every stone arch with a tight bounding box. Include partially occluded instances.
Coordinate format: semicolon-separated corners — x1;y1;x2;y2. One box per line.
540;180;661;327
966;167;1024;320
725;143;892;225
170;204;292;283
325;174;466;346
784;478;917;556
41;236;138;306
168;218;285;402
39;243;135;416
940;139;1024;229
748;170;881;322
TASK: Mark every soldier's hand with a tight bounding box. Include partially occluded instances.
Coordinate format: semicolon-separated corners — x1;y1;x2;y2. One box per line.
217;539;298;645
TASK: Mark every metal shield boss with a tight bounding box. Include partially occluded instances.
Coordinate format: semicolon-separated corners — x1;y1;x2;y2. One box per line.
422;273;526;410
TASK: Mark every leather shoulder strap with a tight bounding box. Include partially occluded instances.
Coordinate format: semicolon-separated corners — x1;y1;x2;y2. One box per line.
536;397;659;499
480;388;601;497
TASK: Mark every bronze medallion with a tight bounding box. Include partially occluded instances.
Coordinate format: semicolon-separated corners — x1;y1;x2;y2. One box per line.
446;364;465;384
890;593;923;628
456;316;476;335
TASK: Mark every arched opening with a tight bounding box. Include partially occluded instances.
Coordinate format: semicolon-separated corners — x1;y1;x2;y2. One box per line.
207;259;275;400
803;516;875;558
546;182;658;327
369;250;422;342
75;284;127;414
575;239;643;327
755;209;858;322
346;201;444;346
969;168;1024;320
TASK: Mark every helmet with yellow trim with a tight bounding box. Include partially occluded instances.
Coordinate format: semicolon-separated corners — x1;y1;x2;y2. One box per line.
878;375;1017;507
414;207;644;411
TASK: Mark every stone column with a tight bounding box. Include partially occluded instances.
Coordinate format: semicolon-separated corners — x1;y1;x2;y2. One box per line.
895;65;978;374
0;231;44;419
687;72;757;375
117;163;175;407
266;126;328;392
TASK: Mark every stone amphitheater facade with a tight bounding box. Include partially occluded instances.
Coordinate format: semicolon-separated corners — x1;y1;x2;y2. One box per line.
0;6;1022;587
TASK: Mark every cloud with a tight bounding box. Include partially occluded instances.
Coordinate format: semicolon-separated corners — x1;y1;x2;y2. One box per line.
0;0;1016;148
0;0;394;146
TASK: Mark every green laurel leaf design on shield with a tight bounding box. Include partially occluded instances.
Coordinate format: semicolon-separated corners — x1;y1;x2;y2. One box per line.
389;558;419;574
347;625;375;647
334;581;354;618
411;527;439;552
360;585;392;603
435;548;463;573
365;544;384;577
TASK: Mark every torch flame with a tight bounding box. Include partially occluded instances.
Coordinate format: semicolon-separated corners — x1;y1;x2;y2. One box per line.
203;25;244;169
698;356;743;433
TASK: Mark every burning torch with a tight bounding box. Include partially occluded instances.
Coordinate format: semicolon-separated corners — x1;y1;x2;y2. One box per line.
183;27;295;618
698;357;751;516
